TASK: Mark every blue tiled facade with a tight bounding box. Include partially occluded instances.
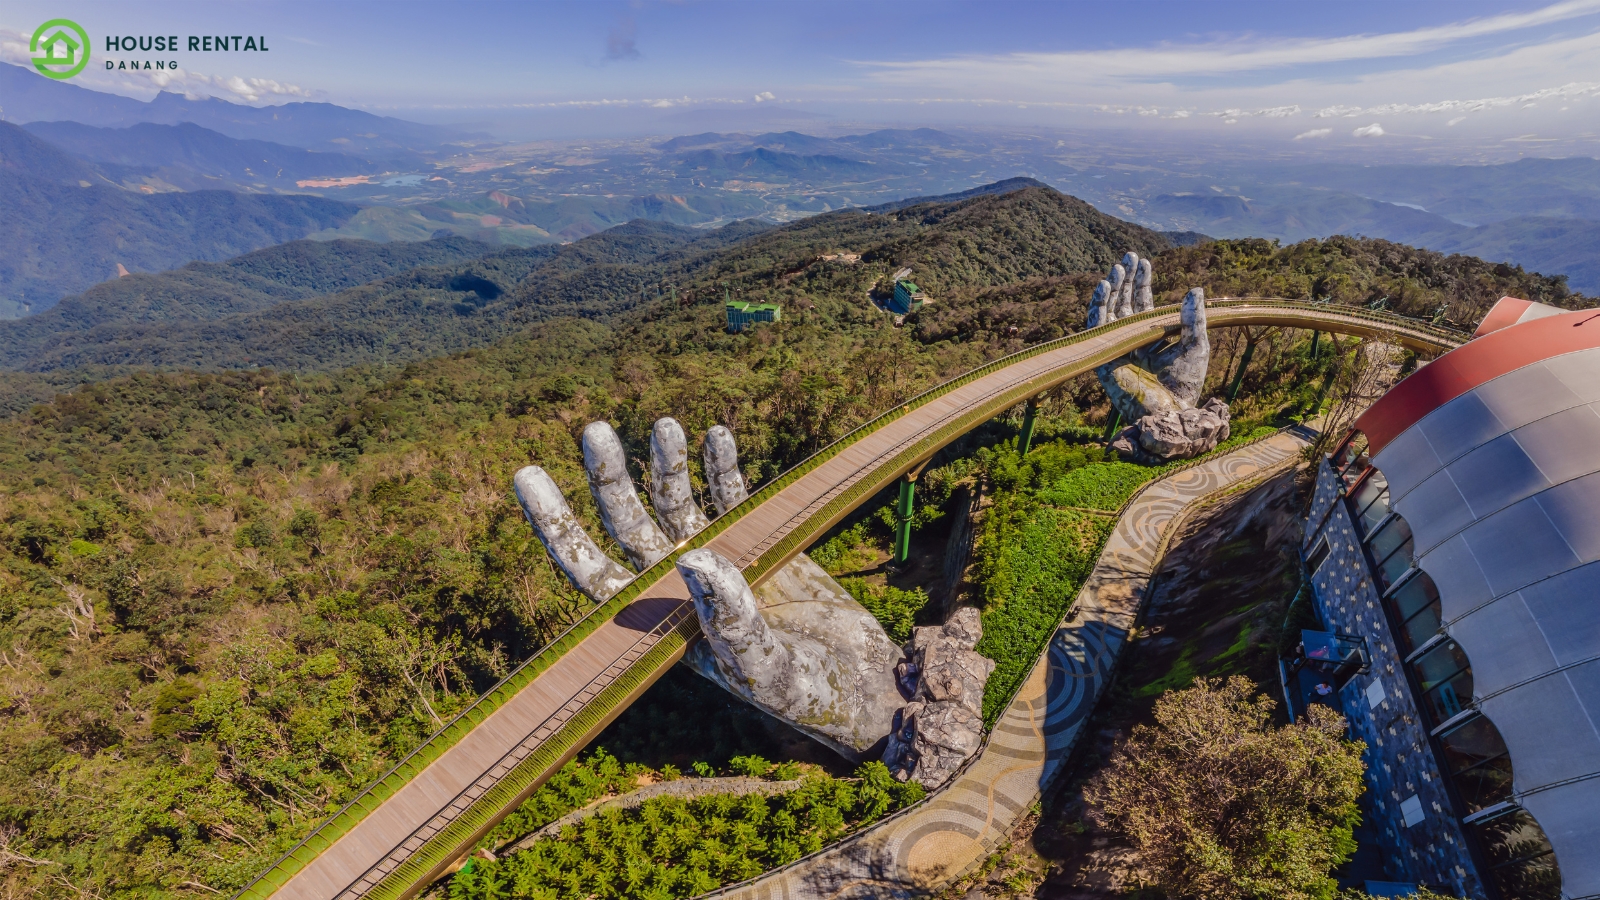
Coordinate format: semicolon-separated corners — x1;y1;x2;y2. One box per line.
1303;458;1488;898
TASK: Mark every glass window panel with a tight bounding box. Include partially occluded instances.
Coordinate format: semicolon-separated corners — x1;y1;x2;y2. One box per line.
1411;639;1473;725
1376;535;1414;590
1440;715;1508;773
1472;808;1555;866
1492;853;1563;900
1307;537;1331;574
1367;514;1412;563
1452;756;1514;812
1354;482;1392;536
1336;432;1370;483
1388;574;1442;653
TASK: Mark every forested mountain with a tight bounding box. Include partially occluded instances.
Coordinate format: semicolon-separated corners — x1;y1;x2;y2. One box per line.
0;180;1591;898
0;184;1164;379
22;121;381;193
0;237;492;368
0;123;359;316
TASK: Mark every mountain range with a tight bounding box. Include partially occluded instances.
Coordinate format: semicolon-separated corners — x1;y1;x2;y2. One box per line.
0;122;358;317
0;62;473;159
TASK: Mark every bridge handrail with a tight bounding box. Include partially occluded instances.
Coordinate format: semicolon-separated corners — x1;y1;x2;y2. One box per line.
233;299;1462;899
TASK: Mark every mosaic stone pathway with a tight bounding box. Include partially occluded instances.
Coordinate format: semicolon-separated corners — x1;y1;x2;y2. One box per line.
705;428;1315;900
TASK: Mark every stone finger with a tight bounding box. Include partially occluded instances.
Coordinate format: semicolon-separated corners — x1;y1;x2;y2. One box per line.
1116;253;1138;318
649;417;710;542
702;425;748;516
676;548;787;684
582;421;674;570
1088;279;1111;327
1134;258;1153;312
1156;288;1210;407
513;466;634;601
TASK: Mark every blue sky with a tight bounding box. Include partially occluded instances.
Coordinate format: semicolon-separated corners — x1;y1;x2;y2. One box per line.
4;1;1599;143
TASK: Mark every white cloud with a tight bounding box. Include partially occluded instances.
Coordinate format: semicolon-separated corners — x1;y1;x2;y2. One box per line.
859;0;1600;88
1353;123;1386;137
753;91;776;102
1294;128;1333;140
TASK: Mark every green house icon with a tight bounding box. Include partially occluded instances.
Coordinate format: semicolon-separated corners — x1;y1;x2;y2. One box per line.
39;31;78;66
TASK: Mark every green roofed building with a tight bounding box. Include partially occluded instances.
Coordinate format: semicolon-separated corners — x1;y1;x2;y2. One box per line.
726;300;781;333
890;279;926;315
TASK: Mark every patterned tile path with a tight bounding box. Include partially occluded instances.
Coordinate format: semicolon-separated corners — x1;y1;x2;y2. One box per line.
703;428;1315;900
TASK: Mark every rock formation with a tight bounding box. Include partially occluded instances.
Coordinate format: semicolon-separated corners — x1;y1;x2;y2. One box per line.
513;417;903;760
884;607;995;788
1088;254;1230;461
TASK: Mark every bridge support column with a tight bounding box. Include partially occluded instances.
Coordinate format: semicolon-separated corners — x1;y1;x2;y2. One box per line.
1227;339;1257;402
1310;330;1321;358
1017;398;1040;457
1101;409;1122;444
894;474;915;564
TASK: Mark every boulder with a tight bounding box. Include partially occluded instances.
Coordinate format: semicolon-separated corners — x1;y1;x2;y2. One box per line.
884;607;995;788
1112;397;1232;464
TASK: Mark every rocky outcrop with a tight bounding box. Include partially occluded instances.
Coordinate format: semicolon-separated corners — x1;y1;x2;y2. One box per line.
1087;254;1230;462
884;607;995;788
1111;397;1232;465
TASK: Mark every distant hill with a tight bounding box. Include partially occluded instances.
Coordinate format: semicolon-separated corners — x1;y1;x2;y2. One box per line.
21;121;380;192
0;183;1162;380
0;122;360;315
673;147;896;181
839;128;956;149
0;62;471;158
0;237;491;369
866;176;1050;212
1430;215;1600;300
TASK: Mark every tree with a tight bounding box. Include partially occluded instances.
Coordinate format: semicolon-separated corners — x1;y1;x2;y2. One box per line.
1085;676;1365;900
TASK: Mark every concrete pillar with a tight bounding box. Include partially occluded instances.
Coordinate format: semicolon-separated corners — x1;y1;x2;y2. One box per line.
1100;408;1123;443
1017;398;1040;457
894;475;916;564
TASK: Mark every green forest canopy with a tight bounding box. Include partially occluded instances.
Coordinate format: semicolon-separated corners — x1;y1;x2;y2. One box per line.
0;184;1592;897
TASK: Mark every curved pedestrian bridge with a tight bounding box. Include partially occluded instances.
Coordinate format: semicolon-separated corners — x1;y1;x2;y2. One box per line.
236;301;1462;900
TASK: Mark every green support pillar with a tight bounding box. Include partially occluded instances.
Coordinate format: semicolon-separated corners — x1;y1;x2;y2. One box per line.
1312;341;1344;413
1227;338;1258;402
1017;399;1040;457
1310;330;1321;358
894;475;916;563
1101;408;1123;443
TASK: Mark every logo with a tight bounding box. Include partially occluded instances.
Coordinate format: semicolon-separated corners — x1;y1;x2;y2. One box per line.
31;19;91;79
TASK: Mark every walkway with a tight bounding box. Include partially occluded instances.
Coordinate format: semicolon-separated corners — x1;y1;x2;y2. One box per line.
704;428;1314;899
237;302;1458;900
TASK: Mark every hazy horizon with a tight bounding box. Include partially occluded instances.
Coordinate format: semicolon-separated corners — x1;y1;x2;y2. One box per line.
3;0;1598;162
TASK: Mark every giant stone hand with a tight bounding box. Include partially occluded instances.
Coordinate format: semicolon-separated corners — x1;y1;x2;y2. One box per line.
1087;252;1230;462
513;419;904;760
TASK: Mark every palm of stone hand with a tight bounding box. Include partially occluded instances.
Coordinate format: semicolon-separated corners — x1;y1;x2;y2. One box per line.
1087;252;1229;461
512;418;903;760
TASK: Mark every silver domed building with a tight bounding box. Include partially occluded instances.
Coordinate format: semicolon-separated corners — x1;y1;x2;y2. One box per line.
1296;297;1600;899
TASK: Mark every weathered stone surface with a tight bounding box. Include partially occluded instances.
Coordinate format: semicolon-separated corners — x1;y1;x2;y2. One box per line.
513;466;634;601
1085;259;1229;462
582;421;674;569
703;425;747;516
1112;397;1232;464
677;549;901;760
648;418;710;542
885;607;994;788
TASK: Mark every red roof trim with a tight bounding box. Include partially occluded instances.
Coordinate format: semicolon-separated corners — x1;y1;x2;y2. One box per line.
1356;307;1600;453
1473;297;1533;338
